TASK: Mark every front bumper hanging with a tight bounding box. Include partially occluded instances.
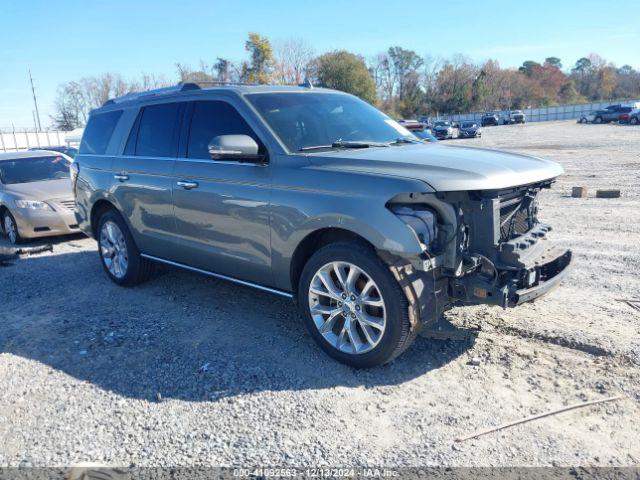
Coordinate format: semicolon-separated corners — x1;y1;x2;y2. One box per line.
450;245;572;308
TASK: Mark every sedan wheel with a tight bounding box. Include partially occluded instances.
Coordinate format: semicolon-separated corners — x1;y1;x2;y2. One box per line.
308;261;386;354
100;220;129;279
3;212;20;245
631;117;639;125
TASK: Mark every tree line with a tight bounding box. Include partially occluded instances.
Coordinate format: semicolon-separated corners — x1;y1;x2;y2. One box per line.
52;33;640;130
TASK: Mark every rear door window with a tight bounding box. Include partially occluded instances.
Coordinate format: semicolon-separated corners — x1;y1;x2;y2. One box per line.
186;101;262;159
134;103;182;157
79;110;123;154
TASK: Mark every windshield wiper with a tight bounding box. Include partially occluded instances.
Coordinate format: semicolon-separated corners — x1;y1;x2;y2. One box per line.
299;140;390;152
388;137;422;145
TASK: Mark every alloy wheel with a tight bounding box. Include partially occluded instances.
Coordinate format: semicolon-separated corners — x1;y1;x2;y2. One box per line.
4;215;17;244
308;261;386;354
100;221;129;279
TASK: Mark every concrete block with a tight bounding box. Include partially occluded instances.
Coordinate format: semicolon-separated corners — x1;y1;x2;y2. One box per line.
572;186;588;198
596;189;621;198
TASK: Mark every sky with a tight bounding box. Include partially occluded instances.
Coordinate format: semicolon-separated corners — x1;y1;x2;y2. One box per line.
2;0;639;129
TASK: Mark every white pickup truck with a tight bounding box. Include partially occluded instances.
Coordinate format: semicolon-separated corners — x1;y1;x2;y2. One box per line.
503;110;526;124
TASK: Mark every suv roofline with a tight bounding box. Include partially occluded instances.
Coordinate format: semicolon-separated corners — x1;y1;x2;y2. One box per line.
94;82;340;114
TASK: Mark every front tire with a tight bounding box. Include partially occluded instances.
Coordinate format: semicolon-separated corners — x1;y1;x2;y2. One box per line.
595;116;603;124
97;209;152;286
3;211;21;245
298;241;415;368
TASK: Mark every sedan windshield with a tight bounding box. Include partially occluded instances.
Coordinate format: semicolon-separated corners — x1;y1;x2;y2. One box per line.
462;122;477;128
245;92;414;152
0;156;70;184
435;121;450;127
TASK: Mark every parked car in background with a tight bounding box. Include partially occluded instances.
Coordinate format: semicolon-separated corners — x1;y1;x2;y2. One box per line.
593;105;633;124
628;109;640;125
578;112;596;123
481;112;500;126
29;146;78;159
398;120;438;143
433;120;454;139
503;110;526;124
411;128;438;143
74;83;570;367
398;120;428;131
458;121;482;138
0;150;78;244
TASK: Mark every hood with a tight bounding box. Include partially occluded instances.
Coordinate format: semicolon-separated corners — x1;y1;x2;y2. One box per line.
2;179;73;201
307;143;564;192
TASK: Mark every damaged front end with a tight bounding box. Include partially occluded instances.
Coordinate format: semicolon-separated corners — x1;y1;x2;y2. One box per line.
385;180;572;329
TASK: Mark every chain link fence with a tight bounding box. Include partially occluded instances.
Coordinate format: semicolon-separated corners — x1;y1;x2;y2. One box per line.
441;98;640;124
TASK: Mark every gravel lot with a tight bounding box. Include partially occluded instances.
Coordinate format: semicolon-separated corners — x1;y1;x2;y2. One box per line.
1;120;639;468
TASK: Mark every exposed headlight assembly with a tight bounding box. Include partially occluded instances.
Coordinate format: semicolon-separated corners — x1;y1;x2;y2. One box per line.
14;200;54;211
391;206;438;250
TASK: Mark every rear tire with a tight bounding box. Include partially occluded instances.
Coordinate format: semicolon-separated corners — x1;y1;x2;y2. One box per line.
631;117;639;125
97;209;152;286
595;116;603;124
3;211;22;245
298;241;415;368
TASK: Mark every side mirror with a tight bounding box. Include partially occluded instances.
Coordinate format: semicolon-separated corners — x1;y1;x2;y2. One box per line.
208;135;266;164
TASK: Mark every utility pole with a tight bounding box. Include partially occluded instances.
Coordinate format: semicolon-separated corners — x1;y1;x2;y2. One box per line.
29;69;42;132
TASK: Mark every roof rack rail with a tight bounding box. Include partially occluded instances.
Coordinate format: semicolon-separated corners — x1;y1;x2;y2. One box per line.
181;80;262;88
101;81;272;106
101;82;206;106
101;80;311;107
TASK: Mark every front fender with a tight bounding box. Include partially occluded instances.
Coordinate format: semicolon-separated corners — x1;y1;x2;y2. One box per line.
269;178;429;291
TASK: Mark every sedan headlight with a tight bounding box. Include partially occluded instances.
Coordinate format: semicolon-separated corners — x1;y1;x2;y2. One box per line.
14;200;54;211
391;206;438;250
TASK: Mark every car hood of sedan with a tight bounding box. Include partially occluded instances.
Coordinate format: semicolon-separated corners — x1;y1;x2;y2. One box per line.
2;179;73;200
307;143;564;192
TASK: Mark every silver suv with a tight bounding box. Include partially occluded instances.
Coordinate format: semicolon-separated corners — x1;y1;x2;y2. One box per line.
74;83;571;368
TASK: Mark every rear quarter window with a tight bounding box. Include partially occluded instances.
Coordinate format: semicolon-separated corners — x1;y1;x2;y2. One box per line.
79;110;123;154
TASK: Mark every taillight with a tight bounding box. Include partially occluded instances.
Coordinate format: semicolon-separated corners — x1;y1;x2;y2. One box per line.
70;161;79;193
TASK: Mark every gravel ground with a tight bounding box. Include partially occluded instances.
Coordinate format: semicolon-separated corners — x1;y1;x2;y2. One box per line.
0;120;639;468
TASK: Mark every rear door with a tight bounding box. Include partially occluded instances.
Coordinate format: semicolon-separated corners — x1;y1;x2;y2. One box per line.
171;99;272;285
111;101;185;258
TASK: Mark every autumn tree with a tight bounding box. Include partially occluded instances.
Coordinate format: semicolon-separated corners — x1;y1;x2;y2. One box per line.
432;57;478;113
315;50;377;104
242;33;274;84
176;63;214;83
544;57;562;69
274;37;315;85
214;58;234;82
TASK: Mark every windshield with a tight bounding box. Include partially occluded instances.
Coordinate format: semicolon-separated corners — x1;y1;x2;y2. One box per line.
435;121;450;127
462;122;477;128
0;155;71;184
245;92;413;152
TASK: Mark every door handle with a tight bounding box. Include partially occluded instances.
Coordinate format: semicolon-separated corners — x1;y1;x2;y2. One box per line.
177;180;199;190
114;174;129;182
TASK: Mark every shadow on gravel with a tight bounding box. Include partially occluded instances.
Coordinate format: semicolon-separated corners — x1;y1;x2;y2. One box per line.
1;250;476;402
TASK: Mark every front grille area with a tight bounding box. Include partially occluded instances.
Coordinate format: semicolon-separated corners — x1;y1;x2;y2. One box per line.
58;199;76;211
498;188;538;242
